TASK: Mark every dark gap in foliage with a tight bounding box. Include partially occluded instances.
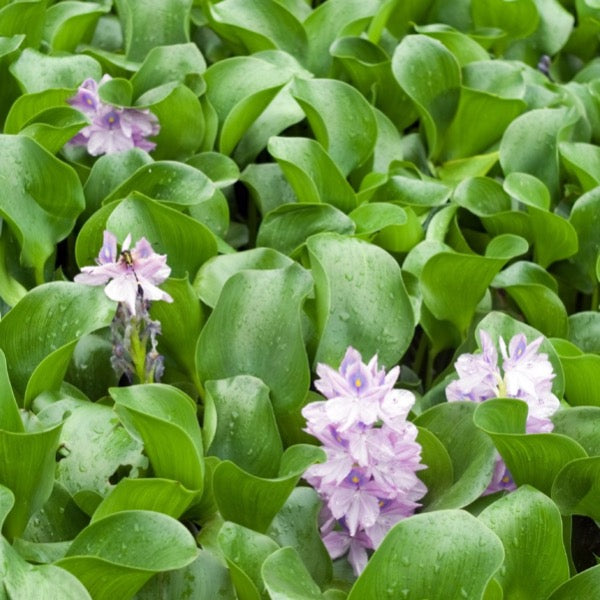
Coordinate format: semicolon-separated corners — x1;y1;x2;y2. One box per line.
571;516;600;571
108;463;132;485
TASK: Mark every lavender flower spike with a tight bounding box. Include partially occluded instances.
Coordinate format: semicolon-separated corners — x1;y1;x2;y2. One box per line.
68;74;160;156
303;347;427;576
75;231;172;314
446;329;560;494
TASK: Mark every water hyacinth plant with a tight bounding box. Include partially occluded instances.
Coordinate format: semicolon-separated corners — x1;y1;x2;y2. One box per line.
1;0;600;598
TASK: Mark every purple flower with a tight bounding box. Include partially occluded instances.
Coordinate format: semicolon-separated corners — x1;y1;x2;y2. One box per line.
68;75;160;156
446;330;560;494
75;231;172;314
302;347;427;575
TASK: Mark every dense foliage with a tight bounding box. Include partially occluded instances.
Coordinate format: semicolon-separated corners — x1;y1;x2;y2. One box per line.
1;0;600;597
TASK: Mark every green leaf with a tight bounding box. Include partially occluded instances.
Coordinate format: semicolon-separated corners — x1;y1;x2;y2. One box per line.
0;422;62;541
41;401;146;506
208;0;307;59
500;107;576;201
204;376;283;478
291;78;377;176
212;445;324;533
194;248;294;309
491;261;568;337
303;0;381;75
416;426;454;509
568;311;600;353
196;263;312;442
112;384;204;494
552;338;600;407
307;233;415;368
0;135;85;279
391;34;461;159
473;399;587;495
0;0;46;48
57;510;198;600
4;88;75;134
92;478;197;523
552;457;600;522
186;151;240;188
267;487;332;587
479;485;569;599
503;172;578;268
414;24;490;65
420;235;528;334
268;137;357;212
130;43;206;98
547;565;600;600
114;0;191;62
262;547;323;600
415;402;497;509
218;521;279;599
257;204;355;256
0;283;115;401
0;349;22;433
552;406;600;456
347;510;504;600
10;48;101;93
241;162;297;216
44;1;108;53
560;141;600;192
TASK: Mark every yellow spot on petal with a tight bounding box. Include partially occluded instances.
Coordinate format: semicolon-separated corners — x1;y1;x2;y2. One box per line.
355;378;362;388
502;476;510;483
351;476;360;484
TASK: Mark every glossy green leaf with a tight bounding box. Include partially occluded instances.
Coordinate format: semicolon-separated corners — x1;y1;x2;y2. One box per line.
115;0;191;62
257;204;355;256
92;478;197;523
420;234;528;333
415;402;497;509
552;338;600;407
291;78;377;176
57;510;198;600
10;48;101;93
391;35;461;159
112;384;204;494
307;233;415;368
0;283;115;400
212;444;324;533
186;151;240;188
303;0;381;75
218;521;279;599
500;108;576;201
348;510;504;600
204;376;283;478
474;399;587;495
491;261;568;337
0;349;22;433
552;406;600;456
208;0;307;59
568;311;600;353
137;82;204;160
568;186;600;292
4;88;75;134
0;422;62;541
415;24;490;65
369;175;451;207
0;135;85;279
547;565;600;600
479;485;569;599
130;43;206;97
134;549;237;600
0;0;46;48
267;487;332;587
268;137;357;212
44;1;108;53
560;141;600;191
262;547;323;600
196;263;312;442
552;457;600;522
241;162;297;216
416;426;454;509
194;248;294;308
503;172;578;268
1;537;92;600
39;401;146;508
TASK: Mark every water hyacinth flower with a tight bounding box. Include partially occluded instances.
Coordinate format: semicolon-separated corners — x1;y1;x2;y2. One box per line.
75;231;172;383
302;347;427;575
446;330;560;493
68;75;160;156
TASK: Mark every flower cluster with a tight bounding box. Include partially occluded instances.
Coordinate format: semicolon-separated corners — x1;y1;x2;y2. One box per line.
75;231;173;383
302;347;427;575
68;76;160;156
446;330;560;493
